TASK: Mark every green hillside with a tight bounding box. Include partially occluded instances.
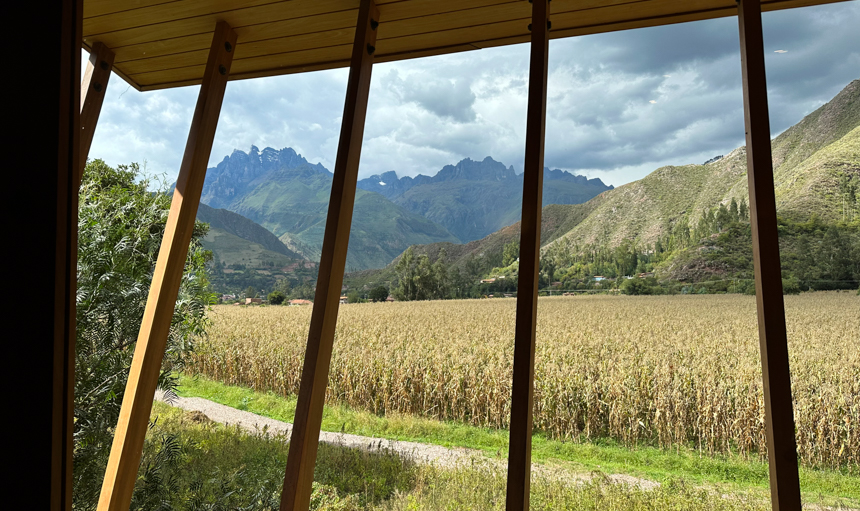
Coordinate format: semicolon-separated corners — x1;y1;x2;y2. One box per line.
201;228;295;269
343;202;598;292
233;171;459;271
543;79;860;255
196;203;302;260
276;190;462;271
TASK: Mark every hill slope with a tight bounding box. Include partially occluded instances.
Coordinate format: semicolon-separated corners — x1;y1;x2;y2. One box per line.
196;203;302;260
357;157;612;243
344;201;598;291
543;79;860;254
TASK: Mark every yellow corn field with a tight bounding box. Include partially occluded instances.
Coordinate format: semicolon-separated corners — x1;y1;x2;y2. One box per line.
187;292;859;469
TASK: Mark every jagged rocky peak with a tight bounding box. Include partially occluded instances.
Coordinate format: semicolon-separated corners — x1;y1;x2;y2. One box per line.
435;156;516;181
366;170;400;185
211;145;330;179
202;145;334;208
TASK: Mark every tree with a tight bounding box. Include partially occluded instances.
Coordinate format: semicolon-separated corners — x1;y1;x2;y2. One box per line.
414;254;434;300
430;248;450;299
393;247;417;301
74;160;212;509
369;285;389;302
268;290;286;305
274;277;292;296
502;239;520;267
245;285;257;298
739;199;749;222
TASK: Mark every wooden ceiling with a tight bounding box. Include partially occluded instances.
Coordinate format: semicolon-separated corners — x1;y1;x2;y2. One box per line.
83;0;847;91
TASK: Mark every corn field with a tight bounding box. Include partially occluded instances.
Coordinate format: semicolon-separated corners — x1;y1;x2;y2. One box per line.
187;293;859;469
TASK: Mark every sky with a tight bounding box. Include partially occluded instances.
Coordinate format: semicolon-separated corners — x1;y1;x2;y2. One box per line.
86;1;860;188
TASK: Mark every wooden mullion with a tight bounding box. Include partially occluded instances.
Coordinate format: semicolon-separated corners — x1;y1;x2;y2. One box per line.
54;2;83;510
278;1;379;510
96;21;237;511
737;1;802;510
506;1;549;510
78;41;115;190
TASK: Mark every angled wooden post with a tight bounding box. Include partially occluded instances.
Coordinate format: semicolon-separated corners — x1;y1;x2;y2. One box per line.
737;1;802;510
279;1;379;510
78;41;115;190
506;1;550;510
97;22;237;511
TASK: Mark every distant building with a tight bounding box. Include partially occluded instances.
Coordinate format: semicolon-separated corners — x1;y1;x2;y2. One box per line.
245;298;262;305
481;278;496;284
289;299;313;306
340;296;348;304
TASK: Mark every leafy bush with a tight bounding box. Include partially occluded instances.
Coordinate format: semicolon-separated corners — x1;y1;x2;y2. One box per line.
782;276;802;295
369;285;389;302
268;290;286;305
620;277;660;295
73;160;212;509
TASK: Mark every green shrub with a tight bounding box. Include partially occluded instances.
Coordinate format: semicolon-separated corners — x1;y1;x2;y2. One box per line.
74;160;212;509
620;277;659;295
782;277;802;295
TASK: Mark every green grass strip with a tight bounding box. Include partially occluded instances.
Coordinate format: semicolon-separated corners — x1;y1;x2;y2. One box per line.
176;373;859;507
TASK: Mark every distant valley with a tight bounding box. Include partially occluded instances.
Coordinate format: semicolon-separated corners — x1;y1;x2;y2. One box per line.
346;79;860;297
196;146;611;276
196;79;859;297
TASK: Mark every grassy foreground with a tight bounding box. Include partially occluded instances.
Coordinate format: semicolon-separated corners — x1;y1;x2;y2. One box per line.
177;373;859;508
148;399;778;510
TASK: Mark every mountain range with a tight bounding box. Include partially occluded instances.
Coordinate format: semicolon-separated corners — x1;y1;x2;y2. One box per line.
197;147;611;270
356;158;611;242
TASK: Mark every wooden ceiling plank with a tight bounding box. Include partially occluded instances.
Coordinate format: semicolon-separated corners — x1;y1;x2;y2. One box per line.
85;0;287;35
378;0;516;20
85;0;179;19
112;33;213;63
130;44;353;85
85;2;354;50
113;11;357;64
89;0;520;50
110;0;714;75
110;0;645;70
120;27;357;75
85;0;514;40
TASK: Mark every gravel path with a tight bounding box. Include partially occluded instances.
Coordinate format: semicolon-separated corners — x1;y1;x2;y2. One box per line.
155;391;486;469
155;391;660;489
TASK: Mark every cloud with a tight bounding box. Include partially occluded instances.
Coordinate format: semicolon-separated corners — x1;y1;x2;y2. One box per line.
86;1;860;187
382;70;477;122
